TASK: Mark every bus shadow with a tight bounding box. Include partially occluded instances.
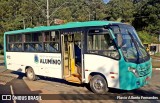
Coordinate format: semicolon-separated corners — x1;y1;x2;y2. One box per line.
11;71;83;87
108;88;128;93
0;62;4;66
0;73;42;103
11;71;160;98
37;75;83;87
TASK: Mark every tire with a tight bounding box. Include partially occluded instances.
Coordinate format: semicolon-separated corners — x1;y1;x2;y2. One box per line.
89;75;108;94
26;67;37;81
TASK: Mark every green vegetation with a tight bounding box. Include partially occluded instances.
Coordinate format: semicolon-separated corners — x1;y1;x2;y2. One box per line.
0;0;160;46
154;52;160;56
0;50;3;55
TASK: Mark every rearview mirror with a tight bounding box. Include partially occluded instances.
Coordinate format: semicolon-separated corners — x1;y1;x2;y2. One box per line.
117;34;123;47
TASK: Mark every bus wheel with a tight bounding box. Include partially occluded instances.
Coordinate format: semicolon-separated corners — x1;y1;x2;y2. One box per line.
90;75;108;94
26;67;37;81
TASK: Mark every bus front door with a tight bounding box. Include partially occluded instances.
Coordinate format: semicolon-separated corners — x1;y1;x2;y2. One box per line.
61;34;81;84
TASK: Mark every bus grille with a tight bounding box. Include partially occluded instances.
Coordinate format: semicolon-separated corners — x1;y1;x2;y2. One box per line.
138;67;150;77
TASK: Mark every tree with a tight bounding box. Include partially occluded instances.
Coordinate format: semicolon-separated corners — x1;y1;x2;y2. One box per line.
105;0;135;23
0;0;160;45
133;0;160;34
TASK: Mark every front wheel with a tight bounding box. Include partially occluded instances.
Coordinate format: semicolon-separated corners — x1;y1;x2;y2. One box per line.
90;75;108;94
26;67;37;81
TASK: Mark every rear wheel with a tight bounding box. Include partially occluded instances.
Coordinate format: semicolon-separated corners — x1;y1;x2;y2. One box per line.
26;67;37;81
90;75;108;94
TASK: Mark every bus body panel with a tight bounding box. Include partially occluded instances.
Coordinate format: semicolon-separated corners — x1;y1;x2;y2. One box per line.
6;52;62;78
84;54;120;89
119;58;152;90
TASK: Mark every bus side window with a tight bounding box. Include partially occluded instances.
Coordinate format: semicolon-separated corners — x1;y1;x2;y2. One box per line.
44;31;60;53
18;44;22;51
10;44;15;51
25;44;30;52
44;43;58;52
44;43;48;52
10;44;20;52
49;43;55;52
87;29;119;59
29;44;35;52
35;43;43;52
25;44;34;52
45;43;52;52
49;43;58;52
53;43;59;51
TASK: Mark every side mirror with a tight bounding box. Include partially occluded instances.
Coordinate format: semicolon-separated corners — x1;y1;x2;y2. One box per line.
117;34;123;47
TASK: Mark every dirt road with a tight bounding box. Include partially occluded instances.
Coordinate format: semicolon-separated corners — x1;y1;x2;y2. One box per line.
0;69;160;103
0;56;160;103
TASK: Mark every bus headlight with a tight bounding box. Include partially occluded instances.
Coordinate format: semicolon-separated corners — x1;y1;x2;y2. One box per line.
128;67;139;77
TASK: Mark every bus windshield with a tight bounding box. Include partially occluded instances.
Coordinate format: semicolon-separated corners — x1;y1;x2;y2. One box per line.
127;26;148;60
110;24;149;63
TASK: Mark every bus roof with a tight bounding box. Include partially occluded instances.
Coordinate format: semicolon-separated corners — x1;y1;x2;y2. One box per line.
4;21;120;35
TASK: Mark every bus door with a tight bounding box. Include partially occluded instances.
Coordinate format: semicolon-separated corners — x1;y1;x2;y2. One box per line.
61;34;81;84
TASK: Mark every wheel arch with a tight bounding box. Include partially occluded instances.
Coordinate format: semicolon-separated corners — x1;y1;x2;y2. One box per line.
88;72;108;84
88;72;109;94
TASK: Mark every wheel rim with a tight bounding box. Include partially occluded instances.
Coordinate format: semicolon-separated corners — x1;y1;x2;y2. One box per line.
93;79;104;90
28;69;33;79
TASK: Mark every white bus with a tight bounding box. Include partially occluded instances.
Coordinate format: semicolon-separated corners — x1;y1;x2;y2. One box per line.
4;21;152;94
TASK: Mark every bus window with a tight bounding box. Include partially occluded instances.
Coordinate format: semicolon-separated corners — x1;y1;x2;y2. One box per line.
16;35;22;42
32;33;42;42
44;31;60;52
87;29;119;59
44;31;59;42
9;35;15;43
9;43;22;52
9;35;22;43
120;26;140;61
121;34;137;60
24;32;43;52
24;44;35;52
25;34;32;42
17;43;22;51
9;44;16;51
25;32;42;42
44;42;59;52
35;43;43;52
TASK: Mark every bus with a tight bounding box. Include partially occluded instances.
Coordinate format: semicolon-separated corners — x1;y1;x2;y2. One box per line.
4;21;152;94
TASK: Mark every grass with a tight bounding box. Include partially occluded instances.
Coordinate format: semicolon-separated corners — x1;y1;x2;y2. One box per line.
0;50;3;55
153;52;160;56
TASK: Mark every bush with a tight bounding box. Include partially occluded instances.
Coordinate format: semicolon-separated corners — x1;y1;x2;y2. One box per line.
138;31;159;44
154;52;160;56
0;50;4;55
138;31;151;43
